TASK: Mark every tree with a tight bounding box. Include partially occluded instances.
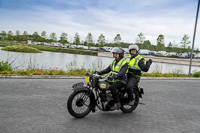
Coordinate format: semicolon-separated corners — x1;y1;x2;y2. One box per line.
50;32;57;42
7;31;13;40
156;34;165;51
32;32;40;42
143;40;151;49
114;34;121;44
136;33;145;44
0;31;7;40
194;47;199;54
166;42;173;52
180;34;191;49
41;31;47;41
22;31;29;41
97;34;105;47
15;30;20;41
73;33;80;45
59;32;68;44
157;34;164;44
85;33;93;46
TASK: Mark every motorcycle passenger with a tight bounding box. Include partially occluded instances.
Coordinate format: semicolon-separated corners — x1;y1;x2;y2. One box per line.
126;44;152;105
95;47;128;110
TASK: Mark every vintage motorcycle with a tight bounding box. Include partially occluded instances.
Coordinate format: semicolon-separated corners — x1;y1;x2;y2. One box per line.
67;73;144;118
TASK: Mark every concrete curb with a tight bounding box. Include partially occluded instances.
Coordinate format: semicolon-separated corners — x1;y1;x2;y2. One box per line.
0;74;200;80
0;75;85;79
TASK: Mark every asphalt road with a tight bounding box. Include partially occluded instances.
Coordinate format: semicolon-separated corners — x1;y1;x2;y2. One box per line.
0;79;200;133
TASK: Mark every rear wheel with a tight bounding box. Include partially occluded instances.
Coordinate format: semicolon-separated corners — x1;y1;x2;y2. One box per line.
67;90;92;118
120;92;139;113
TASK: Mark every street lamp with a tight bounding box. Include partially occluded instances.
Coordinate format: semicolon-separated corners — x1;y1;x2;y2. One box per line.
188;0;200;77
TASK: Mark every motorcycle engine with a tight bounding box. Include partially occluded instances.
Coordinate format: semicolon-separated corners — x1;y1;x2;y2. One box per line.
99;91;106;102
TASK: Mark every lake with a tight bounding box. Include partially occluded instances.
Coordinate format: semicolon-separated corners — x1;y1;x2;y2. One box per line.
0;47;199;74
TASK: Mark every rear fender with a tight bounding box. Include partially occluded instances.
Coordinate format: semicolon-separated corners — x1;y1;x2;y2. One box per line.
137;85;144;98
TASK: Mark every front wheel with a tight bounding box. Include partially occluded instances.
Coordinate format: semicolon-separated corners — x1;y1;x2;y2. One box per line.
67;90;93;118
120;92;139;113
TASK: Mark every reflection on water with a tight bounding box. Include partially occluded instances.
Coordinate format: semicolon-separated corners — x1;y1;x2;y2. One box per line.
0;47;199;74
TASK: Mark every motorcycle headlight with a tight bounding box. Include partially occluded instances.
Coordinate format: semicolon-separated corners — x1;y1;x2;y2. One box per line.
100;83;107;89
98;81;109;90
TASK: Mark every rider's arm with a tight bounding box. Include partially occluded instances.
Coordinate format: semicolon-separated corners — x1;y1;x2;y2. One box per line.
115;62;128;78
98;65;111;75
138;58;149;72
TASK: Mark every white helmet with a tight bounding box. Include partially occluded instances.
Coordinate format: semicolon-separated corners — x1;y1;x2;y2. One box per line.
128;44;139;51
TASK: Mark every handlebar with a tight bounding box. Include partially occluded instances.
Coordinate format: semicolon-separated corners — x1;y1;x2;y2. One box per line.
86;73;107;79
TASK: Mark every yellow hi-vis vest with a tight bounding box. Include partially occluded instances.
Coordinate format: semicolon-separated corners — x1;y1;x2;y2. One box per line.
110;58;128;76
128;54;146;72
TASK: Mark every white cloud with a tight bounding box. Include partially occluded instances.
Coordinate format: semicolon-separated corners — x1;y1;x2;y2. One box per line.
0;0;200;49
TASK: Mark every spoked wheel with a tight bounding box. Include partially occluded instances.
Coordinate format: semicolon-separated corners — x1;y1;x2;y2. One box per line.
67;90;92;118
120;92;139;113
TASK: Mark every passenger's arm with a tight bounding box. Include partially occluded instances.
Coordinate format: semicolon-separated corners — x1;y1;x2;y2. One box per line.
138;58;150;72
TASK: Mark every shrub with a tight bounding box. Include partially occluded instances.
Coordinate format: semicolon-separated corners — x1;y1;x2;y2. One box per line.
0;61;12;71
0;70;12;74
16;70;27;75
33;69;45;75
192;71;200;77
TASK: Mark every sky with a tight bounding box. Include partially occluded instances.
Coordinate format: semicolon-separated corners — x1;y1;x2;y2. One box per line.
0;0;200;49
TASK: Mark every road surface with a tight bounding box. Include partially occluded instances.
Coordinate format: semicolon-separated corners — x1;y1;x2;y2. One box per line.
0;79;200;133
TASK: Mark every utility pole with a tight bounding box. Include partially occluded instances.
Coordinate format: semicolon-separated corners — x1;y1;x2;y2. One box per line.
188;0;200;76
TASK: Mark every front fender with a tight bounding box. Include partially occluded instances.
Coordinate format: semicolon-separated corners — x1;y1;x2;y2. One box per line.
73;86;90;92
72;86;96;109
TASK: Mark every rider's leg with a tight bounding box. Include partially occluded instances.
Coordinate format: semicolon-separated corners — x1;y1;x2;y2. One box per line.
126;77;138;105
109;81;125;110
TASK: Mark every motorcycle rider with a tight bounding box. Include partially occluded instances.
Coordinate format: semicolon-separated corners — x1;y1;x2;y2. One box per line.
95;47;128;110
126;44;152;105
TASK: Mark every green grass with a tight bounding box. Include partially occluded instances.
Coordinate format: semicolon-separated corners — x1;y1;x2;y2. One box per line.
192;71;200;77
142;72;187;77
1;68;199;78
0;41;98;55
2;44;42;53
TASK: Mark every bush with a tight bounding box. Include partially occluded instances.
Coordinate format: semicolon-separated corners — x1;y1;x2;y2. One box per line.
16;70;27;75
0;61;12;71
192;71;200;77
0;70;12;74
66;68;87;76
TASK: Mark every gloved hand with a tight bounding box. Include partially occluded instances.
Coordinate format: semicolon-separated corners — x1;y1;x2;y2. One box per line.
146;59;152;67
94;71;100;75
107;76;114;81
107;75;117;81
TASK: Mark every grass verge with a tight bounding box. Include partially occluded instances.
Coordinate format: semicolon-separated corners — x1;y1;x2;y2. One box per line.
1;69;200;77
0;41;97;55
2;44;42;53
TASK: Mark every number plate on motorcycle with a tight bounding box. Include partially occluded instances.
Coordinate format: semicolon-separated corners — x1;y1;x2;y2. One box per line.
85;76;90;82
72;82;84;88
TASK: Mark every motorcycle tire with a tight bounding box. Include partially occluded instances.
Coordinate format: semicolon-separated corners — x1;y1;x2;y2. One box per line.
67;90;92;118
120;92;139;113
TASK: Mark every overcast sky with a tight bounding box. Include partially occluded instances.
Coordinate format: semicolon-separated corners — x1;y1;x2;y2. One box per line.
0;0;199;48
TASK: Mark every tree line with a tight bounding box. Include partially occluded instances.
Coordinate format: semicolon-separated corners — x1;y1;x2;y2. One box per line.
0;30;199;53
